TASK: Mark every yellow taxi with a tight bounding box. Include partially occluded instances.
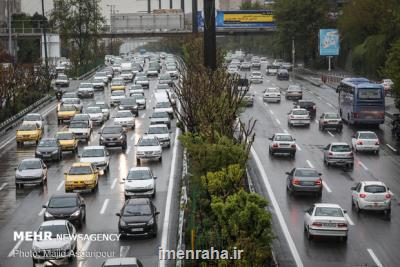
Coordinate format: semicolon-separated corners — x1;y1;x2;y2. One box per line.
110;80;126;91
56;131;78;153
64;162;98;192
57;104;78;123
16;122;42;146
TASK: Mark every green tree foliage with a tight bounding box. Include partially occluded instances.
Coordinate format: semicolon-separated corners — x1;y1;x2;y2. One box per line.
383;39;400;109
240;0;264;10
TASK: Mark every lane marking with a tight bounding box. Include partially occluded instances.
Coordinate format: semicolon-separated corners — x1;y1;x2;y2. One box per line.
250;148;304;267
317;96;322;100
56;180;65;191
358;160;368;171
306;160;314;168
0;182;8;191
111;178;117;189
38;208;46;216
327;131;334;137
100;198;109;215
275;118;281;125
130;134;135;141
269;109;275;115
386;143;397;152
315;119;319;124
367;248;383;267
296;144;302;151
126;146;131;154
140;113;145;118
283;129;288;134
344;214;355;226
82;240;92;251
8;239;23;257
120;245;130;257
327;102;334;108
322;181;332;193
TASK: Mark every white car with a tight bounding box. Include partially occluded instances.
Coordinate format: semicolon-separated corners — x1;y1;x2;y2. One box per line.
86;106;104;124
288;108;310;127
123;167;157;199
79;146;110;173
23;113;45;130
150;111;171;129
351;131;379;154
32;220;77;263
77;83;94;98
110;91;126;106
154;102;174;118
227;65;239;74
250;71;263;84
134;76;150;89
268;133;296;157
166;66;179;79
263;87;281;103
95;101;111;120
351;181;392;216
61;98;83;112
68;121;91;142
92;78;105;90
304;203;348;241
114;110;135;129
120;69;134;82
147;124;171;148
55;74;70;87
94;71;108;84
136;135;162;165
129;85;144;96
131;93;146;109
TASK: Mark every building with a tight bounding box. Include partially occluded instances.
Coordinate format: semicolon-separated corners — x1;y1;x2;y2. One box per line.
0;0;21;25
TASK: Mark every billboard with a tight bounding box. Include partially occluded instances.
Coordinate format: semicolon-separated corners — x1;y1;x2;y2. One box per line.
319;29;339;56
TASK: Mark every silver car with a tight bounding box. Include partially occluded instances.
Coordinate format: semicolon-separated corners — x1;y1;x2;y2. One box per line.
77;83;94;98
79;146;110;173
15;158;48;187
323;142;354;168
287;108;310;127
286;85;303;100
269;133;296;157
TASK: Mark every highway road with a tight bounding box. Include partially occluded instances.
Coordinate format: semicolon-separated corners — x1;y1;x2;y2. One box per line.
241;63;400;267
0;60;181;266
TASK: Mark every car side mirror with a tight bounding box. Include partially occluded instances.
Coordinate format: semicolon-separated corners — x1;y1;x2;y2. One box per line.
155;211;160;215
351;186;356;190
268;137;273;140
64;172;68;175
343;210;347;214
80;203;86;207
154;176;157;179
285;172;290;175
42;204;47;208
115;213;121;217
318;173;322;176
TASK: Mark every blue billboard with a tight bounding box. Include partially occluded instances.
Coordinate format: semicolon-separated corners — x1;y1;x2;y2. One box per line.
319;29;339;56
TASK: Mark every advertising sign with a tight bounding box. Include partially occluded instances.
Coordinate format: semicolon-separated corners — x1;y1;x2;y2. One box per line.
319;29;339;56
216;10;274;28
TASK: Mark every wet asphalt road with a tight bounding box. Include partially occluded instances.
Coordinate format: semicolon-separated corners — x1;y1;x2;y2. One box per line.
0;61;181;267
242;63;400;267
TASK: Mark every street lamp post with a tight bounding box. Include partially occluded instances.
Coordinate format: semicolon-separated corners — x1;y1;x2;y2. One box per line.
41;0;49;73
203;0;216;70
7;0;12;57
192;0;198;33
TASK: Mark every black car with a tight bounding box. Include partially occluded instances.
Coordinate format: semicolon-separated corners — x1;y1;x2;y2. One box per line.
35;138;62;162
43;193;86;227
295;100;316;118
286;168;323;197
116;198;159;238
119;98;139;116
277;69;289;80
99;126;127;150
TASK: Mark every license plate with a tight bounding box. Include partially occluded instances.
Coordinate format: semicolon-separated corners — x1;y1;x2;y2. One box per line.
108;142;115;145
43;154;51;158
302;182;314;186
323;223;336;227
131;228;143;232
74;189;86;193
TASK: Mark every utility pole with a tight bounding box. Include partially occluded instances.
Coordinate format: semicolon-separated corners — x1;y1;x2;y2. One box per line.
7;0;12;57
292;38;295;70
181;0;185;13
41;0;49;73
192;0;198;33
148;0;151;13
170;0;173;9
203;0;216;70
159;0;161;9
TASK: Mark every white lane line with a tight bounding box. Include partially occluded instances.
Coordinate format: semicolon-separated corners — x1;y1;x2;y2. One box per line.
250;148;304;267
322;181;332;193
8;239;23;257
306;160;314;168
275;118;281;125
130;134;135;141
56;180;65;191
120;245;130;257
317;96;322;100
111;178;117;189
327;131;334;137
345;214;355;226
140;113;145;118
160;126;181;267
38;208;46;216
327;103;334;108
358;160;368;171
367;249;383;267
126;146;131;154
0;182;7;191
82;240;92;251
296;144;302;151
386;143;397;152
100;199;110;215
315;119;319;124
269;109;275;115
283;129;288;134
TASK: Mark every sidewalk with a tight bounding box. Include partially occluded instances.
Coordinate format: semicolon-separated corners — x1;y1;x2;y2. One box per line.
293;68;399;119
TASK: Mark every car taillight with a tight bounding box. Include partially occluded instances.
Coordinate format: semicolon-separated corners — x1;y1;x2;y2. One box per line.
272;143;279;148
290;115;294;119
292;179;300;185
291;144;296;148
337;223;347;228
375;141;380;145
357;140;363;145
328;152;333;156
359;193;366;198
313;105;316;110
353;112;359;118
349;152;353;156
315;179;322;185
385;193;391;199
312;222;322;227
323;121;328;124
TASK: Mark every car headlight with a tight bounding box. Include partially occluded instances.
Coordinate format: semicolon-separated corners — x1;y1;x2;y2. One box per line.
51;150;59;154
71;210;80;217
118;136;124;140
35;150;42;155
147;218;154;225
44;211;53;218
120;219;127;227
100;136;105;140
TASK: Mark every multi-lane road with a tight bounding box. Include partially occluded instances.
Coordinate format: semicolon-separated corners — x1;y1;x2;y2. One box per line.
0;62;181;266
242;63;400;267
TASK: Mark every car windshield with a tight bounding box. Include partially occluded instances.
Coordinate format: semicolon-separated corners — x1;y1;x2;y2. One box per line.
24;114;41;121
127;170;152;180
57;133;73;140
38;225;69;238
324;113;339;119
116;111;133;118
267;88;279;93
156;102;170;108
358;132;377;139
131;85;142;90
69;122;88;128
59;105;75;111
19;124;37;131
96;72;106;76
275;135;293;141
358;88;382;99
38;140;57;147
80;84;92;88
19;160;42;170
331;145;351;152
152;112;168;118
364;185;386;193
149;126;168;134
167;66;176;71
112;81;123;86
123;204;151;216
63;93;76;98
252;72;261;76
102;127;122;134
48;197;78;208
86;107;101;113
69;166;92;175
93;79;103;83
292;110;308;115
136;77;147;81
58;75;67;80
299;101;314;107
314;207;343;217
138;138;158;146
121;70;131;74
131;94;144;99
82;148;105;157
96;103;108;109
295;169;319;177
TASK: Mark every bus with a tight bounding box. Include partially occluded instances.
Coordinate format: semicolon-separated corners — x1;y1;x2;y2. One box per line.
338;78;385;125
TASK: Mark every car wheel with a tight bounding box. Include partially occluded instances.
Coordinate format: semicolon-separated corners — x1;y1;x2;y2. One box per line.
351;197;355;207
122;143;127;150
375;149;379;155
159;157;162;162
319;125;324;131
306;227;313;240
74;147;78;154
136;158;140;165
341;236;348;242
316;191;322;198
385;208;391;219
291;152;296;159
355;202;361;214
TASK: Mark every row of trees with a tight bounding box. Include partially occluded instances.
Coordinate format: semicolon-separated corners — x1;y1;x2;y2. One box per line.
171;38;273;266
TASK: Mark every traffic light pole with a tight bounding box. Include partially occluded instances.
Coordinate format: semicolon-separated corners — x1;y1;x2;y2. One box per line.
203;0;216;70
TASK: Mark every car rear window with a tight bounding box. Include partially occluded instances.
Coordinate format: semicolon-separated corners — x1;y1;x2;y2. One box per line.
331;145;351;152
364;185;386;193
275;135;293;141
325;113;339;119
315;207;343;217
294;169;319;177
358;132;377;139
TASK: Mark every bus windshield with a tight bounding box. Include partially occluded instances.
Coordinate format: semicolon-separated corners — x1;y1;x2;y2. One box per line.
358;88;382;100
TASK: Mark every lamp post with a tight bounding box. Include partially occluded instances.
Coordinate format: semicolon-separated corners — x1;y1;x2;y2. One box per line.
41;0;48;73
192;0;198;33
203;0;216;70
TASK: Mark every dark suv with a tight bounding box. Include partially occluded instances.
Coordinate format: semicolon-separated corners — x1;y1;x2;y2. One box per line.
35;138;62;162
295;100;316;118
43;193;86;227
116;198;159;238
99;126;127;150
277;69;289;80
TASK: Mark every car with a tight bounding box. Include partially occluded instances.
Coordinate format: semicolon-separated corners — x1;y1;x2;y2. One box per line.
277;69;289;80
287;108;310;127
102;258;144;267
318;112;342;132
114;110;136;129
56;131;78;153
281;62;293;71
111;90;126;106
94;71;109;84
351;181;392;216
94;101;111;120
286;167;322;197
86;106;104;124
61;98;83;112
150;111;171;129
42;193;86;226
23;113;45;129
92;77;106;90
147;66;159;77
120;68;134;82
104;67;114;80
147;124;171;148
351;131;380;154
134;76;150;88
263;87;281;103
286;85;303;100
240;62;252;71
99;126;127;150
250;71;263;84
116;198;159;238
166;65;178;79
15;158;47;187
31;220;77;263
154;101;174;118
119;97;139;116
129;84;144;95
304;203;348;241
227;65;239;75
55;74;70;87
57;104;79;123
111;79;126;91
79;146;110;173
251;60;261;70
123;167;157;199
64;162;99;192
242;92;254;107
71;114;93;129
130;93;146;109
273;59;284;67
294;100;316;118
323;142;354;168
16;122;43;146
35;138;62;162
68;120;91;142
269;133;296;157
266;65;278;76
136;135;162;164
77;83;94;98
158;74;174;87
